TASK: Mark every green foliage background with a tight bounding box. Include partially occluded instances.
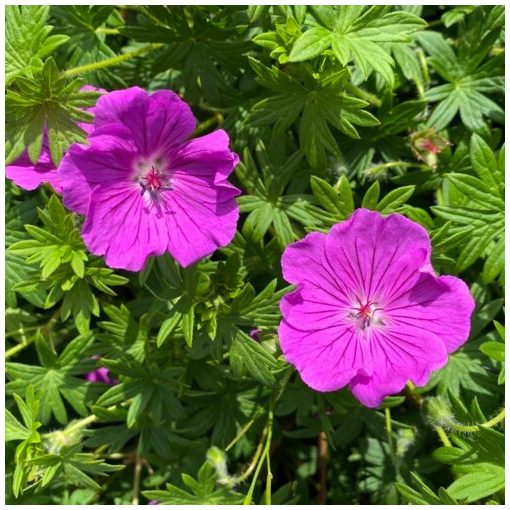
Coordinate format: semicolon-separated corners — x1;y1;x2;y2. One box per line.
5;5;505;505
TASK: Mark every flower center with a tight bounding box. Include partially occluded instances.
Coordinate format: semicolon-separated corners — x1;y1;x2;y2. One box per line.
136;160;172;200
348;299;384;330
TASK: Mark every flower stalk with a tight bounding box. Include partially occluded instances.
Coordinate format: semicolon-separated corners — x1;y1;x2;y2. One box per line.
64;43;163;77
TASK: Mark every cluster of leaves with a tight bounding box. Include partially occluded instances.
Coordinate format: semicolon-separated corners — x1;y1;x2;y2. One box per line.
5;5;505;506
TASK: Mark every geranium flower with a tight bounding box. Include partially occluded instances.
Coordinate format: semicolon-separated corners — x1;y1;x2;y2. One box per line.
278;208;474;407
85;366;118;385
58;87;240;271
5;85;103;192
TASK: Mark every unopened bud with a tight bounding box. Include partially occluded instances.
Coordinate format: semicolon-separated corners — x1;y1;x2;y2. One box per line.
424;396;455;430
206;446;229;483
410;128;450;170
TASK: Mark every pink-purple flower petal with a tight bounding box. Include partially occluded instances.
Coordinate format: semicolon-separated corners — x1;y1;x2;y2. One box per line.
59;87;240;271
278;208;474;407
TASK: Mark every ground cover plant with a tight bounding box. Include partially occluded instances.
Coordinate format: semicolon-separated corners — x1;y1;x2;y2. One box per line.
5;4;505;505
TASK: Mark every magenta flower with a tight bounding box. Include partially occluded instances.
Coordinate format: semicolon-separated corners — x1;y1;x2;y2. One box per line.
85;366;118;385
249;328;262;341
5;85;103;193
6;139;63;192
278;208;474;408
58;87;240;271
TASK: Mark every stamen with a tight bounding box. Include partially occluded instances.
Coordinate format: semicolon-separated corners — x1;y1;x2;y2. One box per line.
348;299;384;330
139;165;172;199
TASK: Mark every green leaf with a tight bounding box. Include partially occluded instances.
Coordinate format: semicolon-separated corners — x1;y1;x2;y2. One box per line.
479;341;505;362
470;133;503;197
288;28;331;61
5;409;31;442
6;6;69;85
376;186;415;214
447;469;505;503
5;197;47;307
156;308;183;347
143;462;244;504
311;176;347;218
361;181;381;209
6;59;98;165
6;334;94;425
229;328;280;385
249;59;379;167
289;7;426;84
421;25;503;130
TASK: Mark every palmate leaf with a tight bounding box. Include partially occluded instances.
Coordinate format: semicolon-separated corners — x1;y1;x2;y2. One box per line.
289;6;426;84
237;142;335;246
9;196;128;332
5;5;69;85
249;59;379;168
6;333;95;425
51;6;126;88
419;7;504;131
229;327;281;385
121;6;251;105
143;462;244;504
6;58;99;165
181;371;260;447
96;357;185;429
28;443;123;493
5;195;47;308
432;135;504;281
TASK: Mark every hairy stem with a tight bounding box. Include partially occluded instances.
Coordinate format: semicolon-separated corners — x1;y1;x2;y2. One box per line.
65;414;98;435
243;410;274;505
365;161;430;177
446;408;505;433
228;425;267;485
64;43;163;77
345;83;382;108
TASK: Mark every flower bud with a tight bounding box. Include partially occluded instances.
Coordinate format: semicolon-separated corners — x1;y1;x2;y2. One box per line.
424;396;455;430
410;128;450;169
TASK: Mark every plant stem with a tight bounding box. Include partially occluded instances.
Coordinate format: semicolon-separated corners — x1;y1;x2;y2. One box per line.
64;43;163;77
243;410;273;505
483;408;505;428
435;426;453;447
405;381;425;408
5;325;40;339
365;160;430;177
65;414;98;435
230;426;268;485
225;413;261;452
63;403;122;436
96;27;120;35
132;449;143;505
265;451;272;505
193;114;223;137
6;307;61;359
385;407;400;473
318;430;328;504
5;337;36;359
345;83;382;108
447;408;505;433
